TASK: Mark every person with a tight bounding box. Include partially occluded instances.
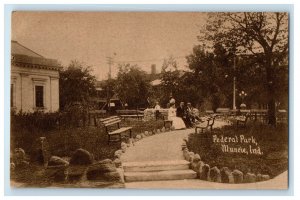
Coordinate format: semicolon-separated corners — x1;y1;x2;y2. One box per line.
186;102;201;124
154;101;161;120
168;103;186;130
177;102;192;128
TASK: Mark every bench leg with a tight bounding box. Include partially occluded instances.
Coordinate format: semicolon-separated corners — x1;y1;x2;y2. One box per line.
129;129;132;138
108;135;110;145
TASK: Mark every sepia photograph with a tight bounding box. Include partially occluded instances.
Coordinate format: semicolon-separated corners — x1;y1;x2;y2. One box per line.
10;11;289;189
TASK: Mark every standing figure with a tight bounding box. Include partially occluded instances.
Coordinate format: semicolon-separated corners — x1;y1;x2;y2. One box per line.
177;102;193;128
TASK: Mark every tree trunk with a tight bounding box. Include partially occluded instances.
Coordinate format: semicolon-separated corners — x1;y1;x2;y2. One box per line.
265;54;277;126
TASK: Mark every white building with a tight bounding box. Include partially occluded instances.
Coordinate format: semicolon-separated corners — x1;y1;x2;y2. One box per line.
11;41;62;113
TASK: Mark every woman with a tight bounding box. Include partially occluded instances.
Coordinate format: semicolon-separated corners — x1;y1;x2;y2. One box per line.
168;103;186;130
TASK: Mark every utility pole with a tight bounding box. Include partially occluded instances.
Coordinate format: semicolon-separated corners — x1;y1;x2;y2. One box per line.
233;56;236;110
106;56;113;113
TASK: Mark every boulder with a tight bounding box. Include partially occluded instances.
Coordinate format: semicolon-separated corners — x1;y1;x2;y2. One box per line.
67;165;87;182
261;174;270;181
183;149;190;161
156;129;161;134
193;154;201;162
86;160;121;182
161;127;165;132
170;126;175;131
196;161;205;178
209;166;221;182
188;152;195;162
232;169;244;183
10;162;16;171
30;137;51;167
113;158;122;168
114;150;123;159
200;164;210;180
256;173;262;181
135;134;142;140
144;131;149;136
46;165;68;182
48;156;69;167
220;167;234;183
244;172;257;183
121;145;127;153
13;148;25;164
69;148;93;165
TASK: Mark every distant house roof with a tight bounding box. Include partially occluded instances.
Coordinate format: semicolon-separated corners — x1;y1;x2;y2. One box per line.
11;40;61;71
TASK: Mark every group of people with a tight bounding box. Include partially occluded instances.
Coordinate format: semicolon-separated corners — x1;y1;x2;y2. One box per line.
168;101;200;130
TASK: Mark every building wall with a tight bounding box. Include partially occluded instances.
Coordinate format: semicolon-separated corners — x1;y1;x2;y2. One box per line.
11;64;60;113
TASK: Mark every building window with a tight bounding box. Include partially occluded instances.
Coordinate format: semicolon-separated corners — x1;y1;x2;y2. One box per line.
35;85;44;108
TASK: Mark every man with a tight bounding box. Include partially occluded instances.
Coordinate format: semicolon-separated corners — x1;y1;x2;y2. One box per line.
186;102;201;124
154;101;161;120
177;102;192;128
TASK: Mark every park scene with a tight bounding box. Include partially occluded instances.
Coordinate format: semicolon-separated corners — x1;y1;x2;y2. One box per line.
10;12;288;189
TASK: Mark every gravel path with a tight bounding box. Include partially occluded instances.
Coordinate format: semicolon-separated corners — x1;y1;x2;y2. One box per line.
121;119;231;162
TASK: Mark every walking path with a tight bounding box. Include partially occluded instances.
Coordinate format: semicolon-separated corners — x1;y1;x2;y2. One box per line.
121;119;288;189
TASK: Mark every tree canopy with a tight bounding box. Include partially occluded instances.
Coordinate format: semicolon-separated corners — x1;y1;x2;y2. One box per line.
59;60;96;110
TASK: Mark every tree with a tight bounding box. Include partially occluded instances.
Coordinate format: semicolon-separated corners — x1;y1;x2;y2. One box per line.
59;60;96;110
114;64;152;109
199;12;288;125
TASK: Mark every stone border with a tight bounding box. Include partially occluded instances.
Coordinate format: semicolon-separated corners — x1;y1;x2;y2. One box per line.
181;137;270;184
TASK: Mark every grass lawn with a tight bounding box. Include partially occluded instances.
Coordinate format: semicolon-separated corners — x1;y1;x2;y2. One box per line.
187;122;288;178
11;118;164;161
11;117;164;187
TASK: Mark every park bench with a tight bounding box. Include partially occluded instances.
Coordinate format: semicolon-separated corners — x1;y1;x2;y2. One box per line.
99;116;132;144
116;109;144;120
88;110;107;126
195;115;216;133
236;113;250;127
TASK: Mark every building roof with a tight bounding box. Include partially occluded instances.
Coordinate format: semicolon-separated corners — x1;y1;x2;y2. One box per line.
11;40;62;71
11;40;43;58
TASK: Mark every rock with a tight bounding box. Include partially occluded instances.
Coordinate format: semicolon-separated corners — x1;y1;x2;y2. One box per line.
170;126;175;131
136;134;142;140
13;148;25;164
261;174;270;181
121;145;127;153
200;164;210;180
86;160;121;182
161;127;165;132
244;172;257;183
183;137;188;142
114;150;123;159
183;149;190;161
10;162;15;171
188;152;195;162
156;129;161;134
196;161;205;178
46;165;68;182
30;137;51;167
69;148;93;165
116;168;125;183
209;166;221;182
144;131;149;136
121;142;127;148
232;169;244;183
220;167;234;183
48;156;69;167
256;173;262;181
140;133;146;138
193;154;201;162
67;165;87;182
113;158;122;168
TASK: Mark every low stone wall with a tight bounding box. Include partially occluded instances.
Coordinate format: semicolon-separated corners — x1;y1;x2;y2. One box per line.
182;137;271;184
143;108;169;121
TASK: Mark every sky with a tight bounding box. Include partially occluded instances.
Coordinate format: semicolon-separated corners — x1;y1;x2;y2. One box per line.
12;12;207;80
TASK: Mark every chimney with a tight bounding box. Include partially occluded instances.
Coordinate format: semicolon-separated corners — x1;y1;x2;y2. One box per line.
151;64;156;74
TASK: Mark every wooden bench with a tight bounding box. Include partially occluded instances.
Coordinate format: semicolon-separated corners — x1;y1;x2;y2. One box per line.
195;116;215;133
236;113;250;127
89;110;107;126
116;110;144;120
100;116;132;144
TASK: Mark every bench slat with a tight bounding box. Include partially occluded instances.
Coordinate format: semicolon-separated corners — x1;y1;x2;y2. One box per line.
109;127;132;135
104;120;121;127
99;116;119;122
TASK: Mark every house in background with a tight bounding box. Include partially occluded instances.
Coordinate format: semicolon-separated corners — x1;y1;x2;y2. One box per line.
11;40;62;113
